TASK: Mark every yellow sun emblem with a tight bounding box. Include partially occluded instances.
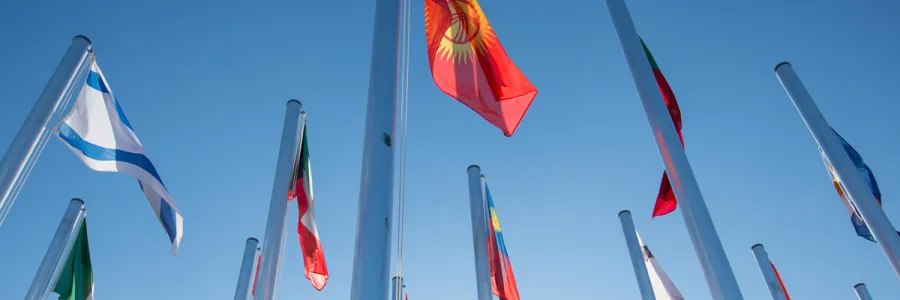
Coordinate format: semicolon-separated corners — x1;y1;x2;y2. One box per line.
435;0;497;64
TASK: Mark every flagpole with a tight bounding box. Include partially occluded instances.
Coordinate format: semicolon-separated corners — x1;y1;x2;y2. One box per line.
0;36;91;227
775;62;900;278
24;198;86;300
235;237;260;300
254;100;303;300
750;244;787;300
605;1;744;299
348;0;401;297
465;166;492;300
854;283;873;300
391;276;405;300
618;210;656;300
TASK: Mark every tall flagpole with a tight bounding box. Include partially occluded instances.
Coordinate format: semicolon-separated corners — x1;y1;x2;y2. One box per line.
348;0;401;297
750;244;787;300
775;62;900;278
618;210;656;300
854;283;873;300
391;276;405;300
466;166;492;300
605;0;743;298
254;100;303;300
24;198;86;300
235;237;260;300
0;36;92;226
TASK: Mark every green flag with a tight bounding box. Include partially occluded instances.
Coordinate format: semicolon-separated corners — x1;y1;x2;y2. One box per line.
53;219;94;300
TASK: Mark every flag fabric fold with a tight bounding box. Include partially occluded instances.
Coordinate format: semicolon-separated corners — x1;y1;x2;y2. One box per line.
819;128;900;242
769;260;791;300
484;183;520;300
53;219;94;300
425;0;538;136
290;120;328;290
635;231;684;300
55;61;184;255
641;39;685;218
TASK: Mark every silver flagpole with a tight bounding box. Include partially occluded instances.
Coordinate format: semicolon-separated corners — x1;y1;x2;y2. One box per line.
391;276;405;300
0;36;92;226
605;1;743;299
466;166;492;300
775;62;900;278
854;283;873;300
254;100;303;300
235;237;260;300
348;0;400;297
618;210;655;300
24;198;86;300
750;244;787;300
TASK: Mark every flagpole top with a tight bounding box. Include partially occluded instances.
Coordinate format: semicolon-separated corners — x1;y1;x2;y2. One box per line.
287;99;301;108
774;61;792;72
73;35;92;46
751;243;764;249
70;198;84;205
854;283;866;288
467;165;480;170
247;237;259;243
618;210;630;216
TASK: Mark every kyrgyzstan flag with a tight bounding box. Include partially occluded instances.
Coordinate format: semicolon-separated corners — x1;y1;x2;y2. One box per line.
641;39;685;218
485;183;520;300
425;0;538;137
288;120;329;290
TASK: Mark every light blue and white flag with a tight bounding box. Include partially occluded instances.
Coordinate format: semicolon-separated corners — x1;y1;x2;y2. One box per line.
54;60;184;255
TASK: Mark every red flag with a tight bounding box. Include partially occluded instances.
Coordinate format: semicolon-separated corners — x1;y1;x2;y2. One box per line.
770;261;791;300
641;39;684;218
425;0;538;136
292;122;329;290
251;255;260;295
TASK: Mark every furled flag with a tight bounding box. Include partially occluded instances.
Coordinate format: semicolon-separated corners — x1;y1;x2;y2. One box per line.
425;0;538;137
55;60;184;255
769;260;791;300
287;119;328;290
485;183;520;300
819;128;900;242
640;39;685;218
635;231;683;300
53;219;93;300
251;251;261;296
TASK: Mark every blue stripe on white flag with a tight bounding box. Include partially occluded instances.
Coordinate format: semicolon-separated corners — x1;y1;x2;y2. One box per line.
57;123;166;187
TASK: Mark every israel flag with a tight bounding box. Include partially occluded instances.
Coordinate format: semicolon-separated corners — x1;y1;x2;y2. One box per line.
55;60;184;255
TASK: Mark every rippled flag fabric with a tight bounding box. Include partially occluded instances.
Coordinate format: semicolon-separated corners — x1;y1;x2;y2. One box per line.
636;231;684;300
640;39;685;218
820;128;900;242
288;120;328;290
485;183;520;300
425;0;538;136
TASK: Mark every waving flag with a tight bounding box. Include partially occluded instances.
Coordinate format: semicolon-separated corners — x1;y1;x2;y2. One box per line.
641;39;685;218
820;128;900;242
485;183;520;300
635;231;683;300
770;260;791;300
425;0;538;136
55;61;184;255
289;120;328;290
53;219;94;300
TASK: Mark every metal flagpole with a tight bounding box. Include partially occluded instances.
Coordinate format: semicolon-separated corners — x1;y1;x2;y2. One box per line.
604;1;743;299
24;198;86;300
854;283;873;300
775;62;900;278
348;0;401;297
0;36;92;227
465;166;492;300
254;100;303;300
750;244;787;300
235;237;260;300
391;276;405;300
618;210;655;300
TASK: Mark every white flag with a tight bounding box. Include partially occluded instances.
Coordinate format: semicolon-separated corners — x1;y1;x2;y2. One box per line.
55;60;184;255
636;231;684;300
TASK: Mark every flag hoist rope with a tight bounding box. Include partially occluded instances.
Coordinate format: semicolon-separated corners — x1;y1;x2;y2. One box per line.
394;0;412;297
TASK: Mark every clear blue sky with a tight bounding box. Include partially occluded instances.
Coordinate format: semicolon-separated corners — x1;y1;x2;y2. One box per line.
1;0;899;299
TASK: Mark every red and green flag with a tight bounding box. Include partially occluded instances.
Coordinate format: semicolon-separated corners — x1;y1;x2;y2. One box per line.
289;120;329;290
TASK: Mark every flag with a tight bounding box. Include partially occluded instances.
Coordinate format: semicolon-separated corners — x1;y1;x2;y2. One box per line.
641;39;684;218
425;0;538;136
820;128;900;242
485;183;520;300
770;260;791;300
55;61;184;255
251;252;261;295
635;231;683;300
289;120;328;290
53;219;94;300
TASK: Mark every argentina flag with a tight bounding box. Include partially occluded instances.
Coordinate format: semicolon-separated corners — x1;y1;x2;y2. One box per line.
54;60;184;255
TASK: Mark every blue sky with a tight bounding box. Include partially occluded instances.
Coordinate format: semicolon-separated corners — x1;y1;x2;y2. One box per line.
1;0;899;299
